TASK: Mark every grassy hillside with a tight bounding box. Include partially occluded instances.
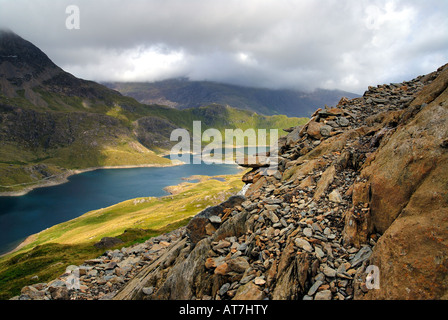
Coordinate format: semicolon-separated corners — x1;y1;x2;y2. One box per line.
0;99;305;193
0;101;173;193
0;173;244;299
1;69;306;194
137;104;308;147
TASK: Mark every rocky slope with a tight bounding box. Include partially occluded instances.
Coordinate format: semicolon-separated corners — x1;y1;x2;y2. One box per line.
13;64;448;300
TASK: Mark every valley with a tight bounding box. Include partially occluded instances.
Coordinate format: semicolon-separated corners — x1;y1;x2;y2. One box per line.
0;30;306;195
0;30;306;299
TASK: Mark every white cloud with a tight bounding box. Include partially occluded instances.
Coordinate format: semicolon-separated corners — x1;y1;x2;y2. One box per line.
63;45;188;82
0;0;447;93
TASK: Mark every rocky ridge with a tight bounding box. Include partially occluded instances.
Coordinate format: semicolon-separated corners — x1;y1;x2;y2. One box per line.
13;229;185;300
13;64;448;300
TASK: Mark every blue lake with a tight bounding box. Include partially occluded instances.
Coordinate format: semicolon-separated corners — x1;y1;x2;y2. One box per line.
0;153;245;255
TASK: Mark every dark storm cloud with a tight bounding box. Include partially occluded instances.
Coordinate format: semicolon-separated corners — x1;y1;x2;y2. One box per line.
1;0;447;93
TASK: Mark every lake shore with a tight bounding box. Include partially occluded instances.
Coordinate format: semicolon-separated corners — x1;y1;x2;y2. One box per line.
0;161;184;197
0;170;244;258
158;144;272;157
0;233;38;258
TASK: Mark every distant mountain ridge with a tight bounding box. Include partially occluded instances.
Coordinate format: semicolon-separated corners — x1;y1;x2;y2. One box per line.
104;79;360;117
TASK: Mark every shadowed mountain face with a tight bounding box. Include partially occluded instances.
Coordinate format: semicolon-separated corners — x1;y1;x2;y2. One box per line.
0;29;58;73
0;29;135;110
104;79;360;117
0;30;59;102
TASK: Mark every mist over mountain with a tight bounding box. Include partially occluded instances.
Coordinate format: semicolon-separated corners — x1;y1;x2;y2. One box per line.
105;79;359;117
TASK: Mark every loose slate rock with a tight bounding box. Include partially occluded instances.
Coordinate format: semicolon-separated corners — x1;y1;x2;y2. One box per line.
295;238;313;252
209;216;222;224
142;287;154;295
219;283;231;296
308;280;323;296
350;246;373;268
315;290;332;300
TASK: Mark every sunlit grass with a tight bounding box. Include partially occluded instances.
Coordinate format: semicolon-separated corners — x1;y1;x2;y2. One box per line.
0;173;244;299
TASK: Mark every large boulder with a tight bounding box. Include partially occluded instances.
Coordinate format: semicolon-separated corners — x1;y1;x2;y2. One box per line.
233;282;265;300
151;238;212;300
354;65;448;299
306;120;323;140
186;195;246;245
285;125;303;147
94;237;124;249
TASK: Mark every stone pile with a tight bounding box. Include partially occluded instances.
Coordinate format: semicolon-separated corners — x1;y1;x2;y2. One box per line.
12;229;184;300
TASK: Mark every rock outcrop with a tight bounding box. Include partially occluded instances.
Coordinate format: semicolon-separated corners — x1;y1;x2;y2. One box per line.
14;64;448;300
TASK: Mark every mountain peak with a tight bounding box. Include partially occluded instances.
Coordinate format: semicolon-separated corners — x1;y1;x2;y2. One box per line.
0;28;15;36
0;29;58;73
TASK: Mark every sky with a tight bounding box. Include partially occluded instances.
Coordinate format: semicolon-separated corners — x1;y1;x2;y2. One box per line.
0;0;447;94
